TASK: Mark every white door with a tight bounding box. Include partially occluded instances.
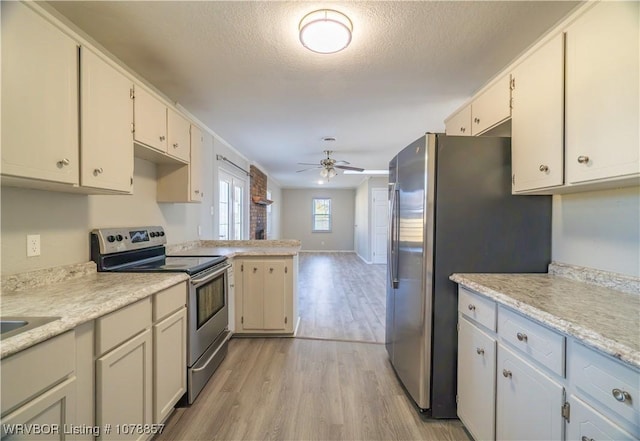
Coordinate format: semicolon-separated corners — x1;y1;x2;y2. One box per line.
372;189;389;264
218;169;247;240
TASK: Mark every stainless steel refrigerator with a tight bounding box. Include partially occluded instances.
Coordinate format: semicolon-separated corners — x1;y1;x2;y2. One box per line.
386;133;551;417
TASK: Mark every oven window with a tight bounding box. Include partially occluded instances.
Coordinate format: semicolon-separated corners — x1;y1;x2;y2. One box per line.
196;274;225;328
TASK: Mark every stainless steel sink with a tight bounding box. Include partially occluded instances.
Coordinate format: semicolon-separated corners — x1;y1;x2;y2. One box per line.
0;316;60;339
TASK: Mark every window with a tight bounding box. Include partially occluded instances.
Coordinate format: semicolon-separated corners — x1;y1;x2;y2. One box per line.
219;169;247;240
312;198;331;232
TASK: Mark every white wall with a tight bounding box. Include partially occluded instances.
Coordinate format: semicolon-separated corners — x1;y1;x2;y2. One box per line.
552;186;640;277
281;188;355;250
2;155;211;275
267;180;282;240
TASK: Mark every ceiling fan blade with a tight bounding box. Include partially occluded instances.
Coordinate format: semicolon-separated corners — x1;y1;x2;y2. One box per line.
297;162;320;166
335;165;365;172
296;167;321;173
334;160;351;165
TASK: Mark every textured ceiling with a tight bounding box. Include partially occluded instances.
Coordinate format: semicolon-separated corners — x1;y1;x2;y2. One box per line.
50;1;579;188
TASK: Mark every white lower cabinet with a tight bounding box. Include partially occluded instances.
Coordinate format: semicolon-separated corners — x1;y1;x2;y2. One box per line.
96;329;153;441
1;378;76;441
153;308;187;424
496;344;564;441
457;316;496;441
568;395;636;441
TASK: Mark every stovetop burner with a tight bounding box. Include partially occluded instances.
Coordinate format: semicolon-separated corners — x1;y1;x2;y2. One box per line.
121;256;227;275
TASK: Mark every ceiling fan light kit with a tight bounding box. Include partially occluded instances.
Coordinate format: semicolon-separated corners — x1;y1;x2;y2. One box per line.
299;9;353;54
296;149;365;181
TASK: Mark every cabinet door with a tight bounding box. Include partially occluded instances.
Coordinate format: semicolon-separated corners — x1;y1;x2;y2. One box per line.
167;109;191;162
1;1;79;185
241;261;265;330
471;75;511;135
567;395;637;441
190;125;204;202
445;105;472;136
263;260;287;330
457;316;496;441
565;2;640;184
511;33;565;192
1;377;76;441
80;47;134;193
497;345;564;441
133;86;167;153
153;308;187;424
96;329;152;441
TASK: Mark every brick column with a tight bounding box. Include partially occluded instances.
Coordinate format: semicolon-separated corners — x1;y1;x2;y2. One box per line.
250;165;267;240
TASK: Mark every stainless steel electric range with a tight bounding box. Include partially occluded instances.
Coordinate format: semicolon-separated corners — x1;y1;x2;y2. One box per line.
91;226;230;404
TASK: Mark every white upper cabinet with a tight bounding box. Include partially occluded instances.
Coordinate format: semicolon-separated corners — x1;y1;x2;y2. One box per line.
511;33;565;193
81;48;134;193
167;109;191;162
1;1;79;185
133;86;168;153
565;1;640;185
471;75;511;136
445;104;472;136
190;125;204;202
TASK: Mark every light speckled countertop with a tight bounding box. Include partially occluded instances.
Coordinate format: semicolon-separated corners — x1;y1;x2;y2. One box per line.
450;272;640;370
1;271;188;359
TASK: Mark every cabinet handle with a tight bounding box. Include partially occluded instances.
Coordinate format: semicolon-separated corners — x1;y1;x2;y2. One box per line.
516;332;528;342
194;190;200;194
581;437;595;441
476;348;484;355
460;127;466;133
94;167;104;175
612;388;631;403
159;135;166;141
173;142;179;149
57;158;70;167
539;164;549;173
577;155;590;164
474;117;480;124
502;369;512;378
467;304;476;311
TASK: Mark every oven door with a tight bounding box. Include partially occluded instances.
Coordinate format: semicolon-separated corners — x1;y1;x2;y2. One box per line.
188;262;230;366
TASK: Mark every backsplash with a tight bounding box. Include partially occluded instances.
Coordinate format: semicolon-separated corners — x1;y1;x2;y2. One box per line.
549;261;640;296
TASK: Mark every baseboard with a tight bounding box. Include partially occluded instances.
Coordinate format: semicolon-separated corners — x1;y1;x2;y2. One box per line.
299;250;356;253
356;253;373;264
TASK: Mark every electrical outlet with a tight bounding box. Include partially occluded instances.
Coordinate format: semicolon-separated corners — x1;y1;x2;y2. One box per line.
27;234;41;257
198;225;202;237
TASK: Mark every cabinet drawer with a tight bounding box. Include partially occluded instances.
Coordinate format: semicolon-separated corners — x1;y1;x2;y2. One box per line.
458;287;496;331
569;341;640;435
1;331;75;416
96;297;152;356
498;306;564;376
154;282;187;322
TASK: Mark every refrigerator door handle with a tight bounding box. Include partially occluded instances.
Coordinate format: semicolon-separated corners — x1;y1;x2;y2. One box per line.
391;187;400;289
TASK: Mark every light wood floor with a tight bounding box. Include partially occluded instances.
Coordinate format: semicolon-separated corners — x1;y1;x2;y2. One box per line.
156;338;469;441
296;252;387;343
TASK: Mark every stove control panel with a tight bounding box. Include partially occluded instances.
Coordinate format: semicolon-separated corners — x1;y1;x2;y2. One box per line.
91;226;166;255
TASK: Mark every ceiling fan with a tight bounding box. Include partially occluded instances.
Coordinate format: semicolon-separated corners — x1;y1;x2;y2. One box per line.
297;150;364;179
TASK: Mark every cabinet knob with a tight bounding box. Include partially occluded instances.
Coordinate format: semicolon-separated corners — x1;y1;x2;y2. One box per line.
253;267;258;273
94;167;104;175
539;164;549;173
194;190;200;194
159;135;166;141
577;155;590;164
173;143;179;149
612;388;631;403
502;369;512;378
57;158;70;167
516;332;528;342
476;348;484;355
270;268;274;273
467;304;476;311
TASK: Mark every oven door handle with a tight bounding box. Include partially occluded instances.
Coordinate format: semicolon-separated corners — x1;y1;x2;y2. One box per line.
190;263;231;287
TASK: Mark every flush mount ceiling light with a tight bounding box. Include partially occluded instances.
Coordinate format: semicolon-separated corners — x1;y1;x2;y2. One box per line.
299;9;353;54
